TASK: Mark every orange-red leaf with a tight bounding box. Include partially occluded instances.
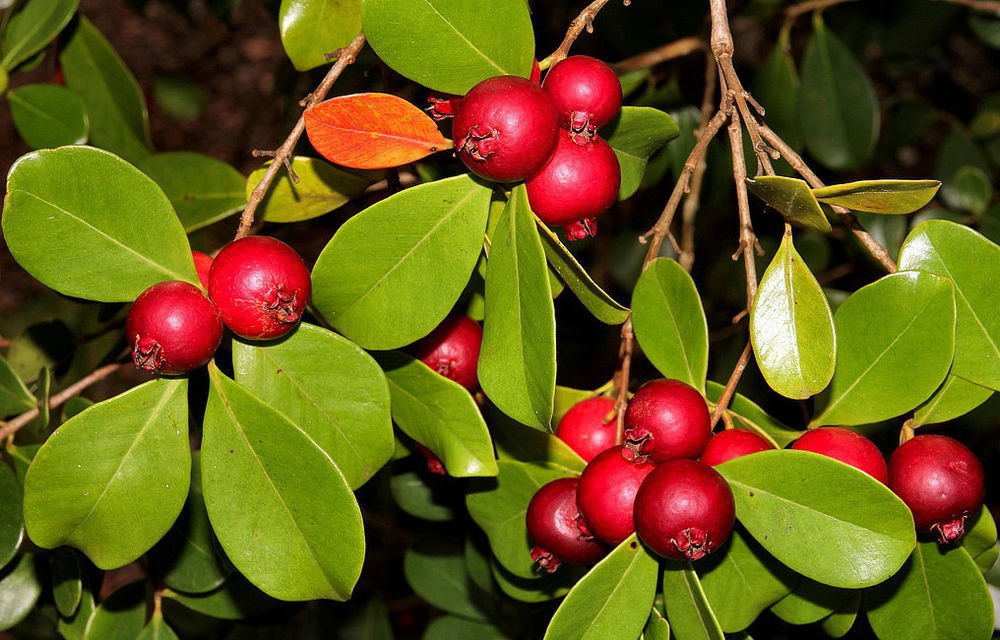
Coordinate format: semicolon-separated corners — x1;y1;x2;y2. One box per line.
304;93;452;169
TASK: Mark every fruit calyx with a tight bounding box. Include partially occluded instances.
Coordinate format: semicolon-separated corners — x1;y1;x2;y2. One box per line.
263;287;301;325
457;124;500;161
131;336;163;372
932;516;969;545
671;527;713;561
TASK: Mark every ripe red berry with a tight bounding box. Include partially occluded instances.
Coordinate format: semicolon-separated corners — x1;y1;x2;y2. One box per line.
453;76;560;183
192;250;213;290
526;477;606;572
126;280;223;375
634;459;736;561
576;445;656;546
413;442;447;475
556;396;618;462
700;429;774;467
790;427;887;484
411;315;482;391
888;434;985;544
208;236;311;341
525;130;620;241
542;55;623;141
622;378;711;464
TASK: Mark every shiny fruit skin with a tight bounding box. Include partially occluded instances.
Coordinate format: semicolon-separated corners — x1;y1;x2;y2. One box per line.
791;427;887;484
126;280;223;375
208;236;311;341
700;429;774;467
576;445;656;545
453;76;560;183
524;130;620;240
411;315;482;391
888;434;985;544
623;378;712;463
192;250;213;290
542;55;623;139
556;396;618;462
526;477;606;572
634;459;735;561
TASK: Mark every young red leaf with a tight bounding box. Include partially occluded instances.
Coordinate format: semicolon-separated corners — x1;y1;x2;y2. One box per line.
304;93;451;169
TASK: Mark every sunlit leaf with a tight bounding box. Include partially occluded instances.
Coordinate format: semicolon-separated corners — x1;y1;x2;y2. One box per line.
7;84;88;149
604;107;679;200
249;157;371;224
279;0;361;71
138;152;245;232
811;179;941;214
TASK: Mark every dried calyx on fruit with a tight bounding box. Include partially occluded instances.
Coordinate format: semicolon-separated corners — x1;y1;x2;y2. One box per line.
452;75;560;183
622;378;712;463
790;426;888;484
208;236;311;341
888;434;985;544
633;459;736;561
411;314;483;392
555;396;619;462
576;445;656;545
526;477;606;573
542;55;623;143
126;280;224;375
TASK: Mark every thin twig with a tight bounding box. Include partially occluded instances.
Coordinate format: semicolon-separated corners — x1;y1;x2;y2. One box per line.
678;59;718;272
235;33;366;241
726;114;761;310
541;0;621;68
711;341;753;428
784;0;859;20
613;319;635;443
758;123;898;272
612;37;706;74
0;363;125;442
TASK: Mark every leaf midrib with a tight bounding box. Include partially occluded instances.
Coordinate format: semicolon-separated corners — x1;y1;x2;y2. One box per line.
415;0;506;76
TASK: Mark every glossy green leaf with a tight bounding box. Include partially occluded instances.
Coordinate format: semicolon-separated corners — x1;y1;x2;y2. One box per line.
643;607;670;640
544;536;658;640
389;467;456;522
3;146;199;302
312;174;490;349
60;18;152;163
425;616;507;640
480;185;556;430
698;527;796;633
249;157;371;224
379;351;497;477
661;561;724;640
361;0;534;94
770;578;852;625
811;179;941;214
753;35;802;150
0;464;22;570
491;411;586;472
164;574;279;621
85;582;146;640
535;218;629;325
706;382;801;448
798;17;879;170
911;375;993;427
604;107;680;200
233;323;393;489
961;507;998;565
7;84;88;149
821;593;860;638
0;354;33;419
466;460;574;579
632;258;709;392
718;450;916;588
750;228;835;399
867;543;993;640
279;0;362;71
946;167;993;216
0;0;77;69
138;152;245;232
201;367;364;601
745;176;831;233
812;271;956;426
137;614;180;640
151;453;230;595
23;378;190;569
898;220;1000;391
404;535;486;620
57;570;94;640
491;560;580;603
50;548;82;617
0;553;41;631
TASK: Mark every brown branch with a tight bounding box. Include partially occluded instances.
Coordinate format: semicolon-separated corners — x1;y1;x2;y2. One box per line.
758;123;898;273
711;341;753;428
726;114;761;310
784;0;860;20
612;37;706;74
613;319;635;443
542;0;621;68
938;0;1000;11
235;33;366;241
0;363;125;442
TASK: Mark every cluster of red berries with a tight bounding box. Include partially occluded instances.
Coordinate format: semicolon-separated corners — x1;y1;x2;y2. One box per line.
125;236;311;375
526;380;988;573
527;378;736;572
438;56;623;240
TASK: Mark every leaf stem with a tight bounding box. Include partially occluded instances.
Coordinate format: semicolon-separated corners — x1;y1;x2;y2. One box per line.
235;33;366;241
